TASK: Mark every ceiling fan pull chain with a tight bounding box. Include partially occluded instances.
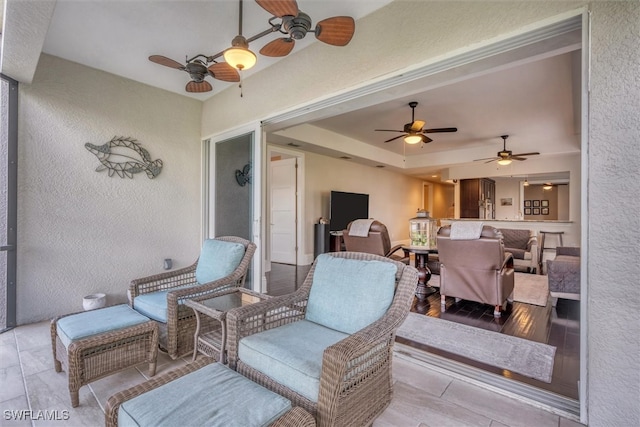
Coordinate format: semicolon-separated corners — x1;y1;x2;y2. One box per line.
239;73;244;98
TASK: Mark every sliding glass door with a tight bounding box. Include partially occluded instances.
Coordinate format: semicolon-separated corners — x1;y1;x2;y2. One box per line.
205;125;263;292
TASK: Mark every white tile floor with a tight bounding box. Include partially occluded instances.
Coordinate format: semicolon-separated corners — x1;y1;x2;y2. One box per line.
1;321;585;427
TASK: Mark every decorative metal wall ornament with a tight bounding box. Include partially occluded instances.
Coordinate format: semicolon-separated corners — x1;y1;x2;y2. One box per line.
85;136;163;179
235;163;252;186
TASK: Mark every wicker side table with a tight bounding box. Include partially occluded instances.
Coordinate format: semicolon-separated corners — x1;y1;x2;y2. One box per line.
186;288;270;363
51;304;158;407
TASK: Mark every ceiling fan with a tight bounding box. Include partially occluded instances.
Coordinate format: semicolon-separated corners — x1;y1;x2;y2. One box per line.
475;135;540;165
148;0;356;93
374;101;458;144
257;0;355;57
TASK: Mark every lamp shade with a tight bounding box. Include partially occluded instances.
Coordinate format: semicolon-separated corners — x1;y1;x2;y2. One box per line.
223;47;256;71
497;158;512;166
224;35;257;71
404;134;422;144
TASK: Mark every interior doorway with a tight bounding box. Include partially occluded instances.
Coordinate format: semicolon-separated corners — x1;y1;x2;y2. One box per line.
267;146;305;267
270;157;297;264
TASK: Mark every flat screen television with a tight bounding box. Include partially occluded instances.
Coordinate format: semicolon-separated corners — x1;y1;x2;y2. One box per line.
330;191;369;232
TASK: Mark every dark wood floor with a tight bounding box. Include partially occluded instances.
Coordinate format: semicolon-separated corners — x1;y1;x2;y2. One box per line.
265;262;580;400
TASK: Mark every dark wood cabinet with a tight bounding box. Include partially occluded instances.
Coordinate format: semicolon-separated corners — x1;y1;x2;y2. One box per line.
460;178;495;218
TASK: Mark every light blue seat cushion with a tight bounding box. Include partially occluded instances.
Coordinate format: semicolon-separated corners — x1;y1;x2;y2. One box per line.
305;254;397;334
56;304;150;349
239;319;349;402
132;285;192;323
133;240;246;323
118;363;291;427
195;239;246;284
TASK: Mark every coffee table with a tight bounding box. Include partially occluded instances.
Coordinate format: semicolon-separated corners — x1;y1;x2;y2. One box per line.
186;288;270;363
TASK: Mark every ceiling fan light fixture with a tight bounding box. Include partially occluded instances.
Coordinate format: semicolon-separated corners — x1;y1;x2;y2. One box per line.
223;35;257;71
404;134;422;144
543;183;553;190
497;158;512;166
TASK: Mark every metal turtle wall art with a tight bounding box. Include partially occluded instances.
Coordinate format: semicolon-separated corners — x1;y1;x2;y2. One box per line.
85;136;163;179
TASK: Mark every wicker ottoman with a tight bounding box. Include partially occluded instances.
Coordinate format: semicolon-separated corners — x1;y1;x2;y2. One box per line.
105;358;315;427
51;304;158;407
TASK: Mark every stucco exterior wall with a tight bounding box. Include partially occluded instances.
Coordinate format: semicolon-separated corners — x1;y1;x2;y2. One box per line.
587;2;640;425
17;54;203;323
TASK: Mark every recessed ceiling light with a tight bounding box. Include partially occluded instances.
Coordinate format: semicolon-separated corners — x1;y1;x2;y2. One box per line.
287;142;300;147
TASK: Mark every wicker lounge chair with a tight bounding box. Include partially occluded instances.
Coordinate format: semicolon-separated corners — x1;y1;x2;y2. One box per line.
226;252;418;427
130;236;256;359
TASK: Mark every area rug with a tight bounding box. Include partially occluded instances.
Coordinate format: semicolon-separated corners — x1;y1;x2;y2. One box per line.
397;312;557;383
428;272;549;307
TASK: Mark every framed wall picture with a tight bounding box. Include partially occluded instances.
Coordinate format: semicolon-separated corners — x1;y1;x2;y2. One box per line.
501;197;513;206
541;200;549;207
533;207;541;215
524;200;531;207
533;200;541;207
524;207;532;215
542;207;549;215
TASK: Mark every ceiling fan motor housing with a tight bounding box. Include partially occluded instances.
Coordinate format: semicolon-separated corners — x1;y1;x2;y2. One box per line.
185;60;208;82
283;12;312;40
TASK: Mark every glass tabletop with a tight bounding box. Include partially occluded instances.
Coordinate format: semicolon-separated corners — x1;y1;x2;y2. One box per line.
195;291;264;312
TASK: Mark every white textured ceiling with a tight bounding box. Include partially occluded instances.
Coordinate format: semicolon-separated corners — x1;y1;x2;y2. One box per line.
40;0;393;100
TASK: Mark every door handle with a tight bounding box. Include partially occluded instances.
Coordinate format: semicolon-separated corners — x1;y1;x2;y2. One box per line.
0;245;15;251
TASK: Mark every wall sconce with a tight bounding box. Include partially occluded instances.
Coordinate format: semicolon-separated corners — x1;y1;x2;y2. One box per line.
543;183;553;190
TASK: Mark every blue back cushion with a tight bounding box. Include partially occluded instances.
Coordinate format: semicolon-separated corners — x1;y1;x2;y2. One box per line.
195;239;246;284
305;254;397;334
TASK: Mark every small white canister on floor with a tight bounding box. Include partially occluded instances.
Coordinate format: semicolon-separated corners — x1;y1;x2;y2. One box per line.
82;293;106;311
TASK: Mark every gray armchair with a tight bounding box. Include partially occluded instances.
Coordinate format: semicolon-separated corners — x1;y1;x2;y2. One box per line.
342;219;409;264
547;246;580;306
437;225;515;317
499;228;539;273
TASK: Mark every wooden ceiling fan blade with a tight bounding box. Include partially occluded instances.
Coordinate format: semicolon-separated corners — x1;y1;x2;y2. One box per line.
512;152;540;157
374;129;404;132
410;120;425;132
208;62;240;82
424;127;458;133
511;156;528;161
185;80;212;93
149;55;184;69
384;134;406;143
260;38;295;57
315;16;355;46
256;0;299;17
421;135;433;143
474;157;497;162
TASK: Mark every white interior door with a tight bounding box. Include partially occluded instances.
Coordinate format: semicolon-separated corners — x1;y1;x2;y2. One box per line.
270;157;297;264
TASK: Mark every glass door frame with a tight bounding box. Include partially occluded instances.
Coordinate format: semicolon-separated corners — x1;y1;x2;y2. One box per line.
1;73;18;332
203;122;264;293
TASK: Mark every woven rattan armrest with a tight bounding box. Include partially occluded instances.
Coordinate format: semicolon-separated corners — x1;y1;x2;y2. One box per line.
129;263;198;298
226;290;310;369
105;357;215;427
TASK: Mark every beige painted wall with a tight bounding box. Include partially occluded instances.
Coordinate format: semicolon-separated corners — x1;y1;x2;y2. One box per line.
303;149;422;261
17;54;203;323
